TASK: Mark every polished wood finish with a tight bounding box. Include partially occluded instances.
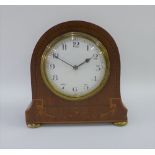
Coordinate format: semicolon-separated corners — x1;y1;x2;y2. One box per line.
25;21;127;126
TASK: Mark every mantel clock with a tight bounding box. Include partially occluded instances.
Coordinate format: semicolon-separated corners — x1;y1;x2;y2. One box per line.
25;21;128;127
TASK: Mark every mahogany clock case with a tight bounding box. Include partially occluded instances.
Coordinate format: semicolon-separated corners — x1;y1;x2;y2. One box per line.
25;21;128;126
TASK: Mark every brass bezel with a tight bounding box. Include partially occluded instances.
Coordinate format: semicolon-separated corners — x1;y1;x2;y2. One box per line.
41;32;110;101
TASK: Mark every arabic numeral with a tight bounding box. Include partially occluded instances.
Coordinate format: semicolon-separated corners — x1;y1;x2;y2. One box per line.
84;84;89;90
87;45;89;51
96;65;102;71
52;74;58;81
73;41;80;48
53;53;59;58
49;64;55;69
62;43;67;50
93;76;97;81
72;87;78;92
93;53;98;60
61;84;65;90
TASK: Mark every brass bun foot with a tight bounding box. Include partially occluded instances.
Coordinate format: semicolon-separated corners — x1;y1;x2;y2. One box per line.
27;123;41;128
113;121;127;126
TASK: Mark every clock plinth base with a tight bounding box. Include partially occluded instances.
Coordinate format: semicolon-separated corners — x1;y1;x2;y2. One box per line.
25;98;127;127
113;121;127;127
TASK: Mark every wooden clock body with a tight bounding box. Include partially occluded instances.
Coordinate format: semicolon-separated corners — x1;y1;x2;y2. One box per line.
25;21;127;127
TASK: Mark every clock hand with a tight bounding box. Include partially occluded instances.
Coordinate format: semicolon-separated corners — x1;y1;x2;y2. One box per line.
53;54;74;68
76;56;93;69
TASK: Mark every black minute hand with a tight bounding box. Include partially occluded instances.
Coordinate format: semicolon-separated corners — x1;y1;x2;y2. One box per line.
53;54;74;68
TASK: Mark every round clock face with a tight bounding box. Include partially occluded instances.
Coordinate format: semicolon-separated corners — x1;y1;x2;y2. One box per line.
41;32;110;100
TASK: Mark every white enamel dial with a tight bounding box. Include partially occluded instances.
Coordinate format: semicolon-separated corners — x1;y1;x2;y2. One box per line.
41;32;109;100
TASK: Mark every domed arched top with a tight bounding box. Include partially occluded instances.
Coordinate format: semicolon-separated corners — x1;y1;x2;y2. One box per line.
31;21;121;98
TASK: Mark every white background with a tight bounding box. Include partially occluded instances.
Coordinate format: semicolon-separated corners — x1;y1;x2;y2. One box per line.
0;6;155;148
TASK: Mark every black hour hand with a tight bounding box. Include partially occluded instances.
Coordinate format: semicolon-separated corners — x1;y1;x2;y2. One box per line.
76;57;92;68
